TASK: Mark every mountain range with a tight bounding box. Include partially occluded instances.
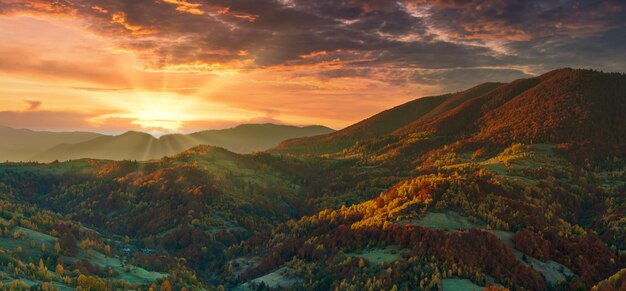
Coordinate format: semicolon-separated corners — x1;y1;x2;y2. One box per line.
0;68;624;290
0;123;333;162
0;126;103;162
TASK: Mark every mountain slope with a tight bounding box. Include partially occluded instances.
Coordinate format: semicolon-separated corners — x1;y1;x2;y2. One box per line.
395;77;542;136
475;69;626;158
278;68;625;163
0;126;102;161
417;82;502;121
273;95;450;155
34;124;334;161
387;68;626;162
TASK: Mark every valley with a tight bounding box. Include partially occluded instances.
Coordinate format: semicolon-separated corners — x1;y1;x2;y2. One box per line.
0;69;625;290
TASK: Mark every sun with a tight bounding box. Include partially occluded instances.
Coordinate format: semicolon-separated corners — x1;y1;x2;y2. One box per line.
132;119;183;131
132;110;184;131
118;92;193;132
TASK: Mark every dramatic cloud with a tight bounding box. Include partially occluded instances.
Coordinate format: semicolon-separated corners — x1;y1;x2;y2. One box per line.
0;0;624;132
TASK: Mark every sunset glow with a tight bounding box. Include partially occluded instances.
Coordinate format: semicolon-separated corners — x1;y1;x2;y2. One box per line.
0;2;625;289
0;0;624;133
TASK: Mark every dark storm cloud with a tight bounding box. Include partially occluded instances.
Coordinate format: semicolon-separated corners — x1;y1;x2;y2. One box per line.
3;0;625;88
418;0;626;40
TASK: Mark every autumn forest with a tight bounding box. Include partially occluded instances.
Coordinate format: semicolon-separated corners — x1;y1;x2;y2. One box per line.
0;68;624;290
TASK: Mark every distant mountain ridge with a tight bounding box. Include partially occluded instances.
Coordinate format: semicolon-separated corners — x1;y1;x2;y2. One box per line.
1;124;334;162
0;126;103;162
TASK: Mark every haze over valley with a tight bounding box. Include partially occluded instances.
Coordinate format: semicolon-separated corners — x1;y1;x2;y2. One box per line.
0;124;334;162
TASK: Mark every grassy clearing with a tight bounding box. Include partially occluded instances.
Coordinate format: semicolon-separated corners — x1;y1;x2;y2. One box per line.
0;237;23;252
515;251;575;288
345;245;404;265
0;225;165;287
402;211;578;288
441;278;484;291
0;276;73;290
53;282;75;291
490;230;514;247
400;211;481;231
0;277;40;288
490;230;576;287
481;144;565;183
236;266;300;290
228;257;261;277
84;250;167;284
0;226;57;260
16;227;56;245
444;143;565;186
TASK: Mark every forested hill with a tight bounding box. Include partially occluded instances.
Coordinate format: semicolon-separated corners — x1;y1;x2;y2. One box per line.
0;68;624;290
275;68;626;162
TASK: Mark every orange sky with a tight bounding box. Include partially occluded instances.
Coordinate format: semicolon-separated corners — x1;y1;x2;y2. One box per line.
0;0;624;134
0;14;427;134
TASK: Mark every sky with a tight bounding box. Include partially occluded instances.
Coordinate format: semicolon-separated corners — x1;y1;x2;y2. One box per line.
0;0;624;134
